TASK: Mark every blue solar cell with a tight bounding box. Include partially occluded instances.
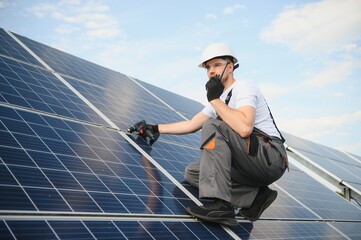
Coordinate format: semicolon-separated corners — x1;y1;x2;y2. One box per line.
0;56;109;126
264;163;361;221
72;172;109;192
88;192;128;213
59;190;102;212
0;220;14;240
283;132;361;195
138;195;173;214
121;177;154;196
42;169;83;191
98;175;132;194
50;221;94;239
0;107;201;217
8;165;52;188
124;221;180;240
0;164;18;185
57;154;92;173
233;221;352;239
27;123;63;141
134;78;205;118
0;146;36;167
12;133;49;152
25;187;71;212
81;158;115;175
113;221;154;239
183;221;234;240
0;117;34;135
43;138;77;156
84;221;127;239
0;29;41;67
0;127;21;148
0;186;36;211
115;194;150;213
6;220;57;240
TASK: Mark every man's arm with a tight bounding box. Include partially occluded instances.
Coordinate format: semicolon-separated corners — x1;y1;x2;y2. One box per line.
158;111;210;135
210;99;255;138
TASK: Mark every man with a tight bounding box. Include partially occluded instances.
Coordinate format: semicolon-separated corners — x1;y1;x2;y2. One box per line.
132;43;288;227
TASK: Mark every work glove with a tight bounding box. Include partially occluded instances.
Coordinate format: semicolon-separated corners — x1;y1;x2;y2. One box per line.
205;75;224;102
127;120;160;145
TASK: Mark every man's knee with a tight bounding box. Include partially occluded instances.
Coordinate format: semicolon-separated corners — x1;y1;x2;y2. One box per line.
184;162;199;188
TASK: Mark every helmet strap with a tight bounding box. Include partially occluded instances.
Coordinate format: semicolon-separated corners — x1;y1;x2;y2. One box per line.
219;62;230;82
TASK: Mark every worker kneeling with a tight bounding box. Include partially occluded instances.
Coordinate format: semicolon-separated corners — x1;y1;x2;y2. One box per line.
129;43;288;227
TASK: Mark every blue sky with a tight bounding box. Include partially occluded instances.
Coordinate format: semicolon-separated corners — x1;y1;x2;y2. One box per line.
1;0;361;156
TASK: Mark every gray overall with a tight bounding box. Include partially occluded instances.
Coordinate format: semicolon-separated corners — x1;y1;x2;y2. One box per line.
184;119;288;208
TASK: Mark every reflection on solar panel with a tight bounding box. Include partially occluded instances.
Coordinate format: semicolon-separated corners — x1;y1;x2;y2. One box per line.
283;132;361;205
1;28;360;239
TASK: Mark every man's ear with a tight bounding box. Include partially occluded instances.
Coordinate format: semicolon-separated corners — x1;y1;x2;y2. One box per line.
228;63;234;72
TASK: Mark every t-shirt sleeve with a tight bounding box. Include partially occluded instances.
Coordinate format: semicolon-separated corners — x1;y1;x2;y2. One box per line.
234;81;258;109
201;102;217;118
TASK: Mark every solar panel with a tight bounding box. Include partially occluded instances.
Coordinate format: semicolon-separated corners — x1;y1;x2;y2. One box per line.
1;28;360;239
283;132;361;200
0;29;41;67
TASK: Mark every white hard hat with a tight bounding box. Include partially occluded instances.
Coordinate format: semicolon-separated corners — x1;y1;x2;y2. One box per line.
198;43;238;68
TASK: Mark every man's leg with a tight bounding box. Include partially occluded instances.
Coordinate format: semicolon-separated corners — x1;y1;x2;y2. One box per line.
184;162;199;188
186;119;237;226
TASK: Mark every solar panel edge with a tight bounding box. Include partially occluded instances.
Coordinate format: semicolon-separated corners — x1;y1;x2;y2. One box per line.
286;143;361;205
3;29;249;239
5;29;202;202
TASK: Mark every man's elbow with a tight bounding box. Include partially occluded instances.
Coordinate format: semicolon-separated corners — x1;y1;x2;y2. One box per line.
238;126;253;138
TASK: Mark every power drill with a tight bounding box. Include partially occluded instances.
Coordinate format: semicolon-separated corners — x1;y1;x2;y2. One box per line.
127;120;158;145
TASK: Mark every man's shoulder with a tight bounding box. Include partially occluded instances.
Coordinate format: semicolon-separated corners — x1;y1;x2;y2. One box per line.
233;80;259;94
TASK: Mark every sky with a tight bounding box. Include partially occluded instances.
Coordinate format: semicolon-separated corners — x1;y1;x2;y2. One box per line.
1;0;361;156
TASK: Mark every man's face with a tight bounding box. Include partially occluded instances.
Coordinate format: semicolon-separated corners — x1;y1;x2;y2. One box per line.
204;58;231;82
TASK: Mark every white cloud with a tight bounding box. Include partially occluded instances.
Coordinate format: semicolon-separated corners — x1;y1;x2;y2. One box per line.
223;4;246;15
29;0;122;39
281;110;361;140
54;25;78;35
205;13;217;20
258;83;290;98
303;61;355;87
260;0;361;53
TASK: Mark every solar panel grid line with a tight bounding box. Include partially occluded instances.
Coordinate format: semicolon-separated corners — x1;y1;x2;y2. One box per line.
286;144;343;184
283;133;361;190
0;29;42;67
127;75;189;121
0;92;205;219
59;73;181;117
6;29;202;203
0;56;109;126
0;106;191;216
0;112;114;214
286;144;361;205
6;30;244;240
3;29;361;238
0;115;91;213
6;30;57;76
273;182;352;240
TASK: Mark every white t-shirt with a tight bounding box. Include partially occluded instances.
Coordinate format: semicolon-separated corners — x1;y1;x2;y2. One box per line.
202;80;282;139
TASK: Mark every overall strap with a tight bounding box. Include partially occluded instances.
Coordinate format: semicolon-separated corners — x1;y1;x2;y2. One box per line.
216;89;233;120
266;104;285;143
225;89;232;105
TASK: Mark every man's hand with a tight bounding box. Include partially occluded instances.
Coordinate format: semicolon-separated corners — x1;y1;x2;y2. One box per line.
205;75;224;102
127;120;160;145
